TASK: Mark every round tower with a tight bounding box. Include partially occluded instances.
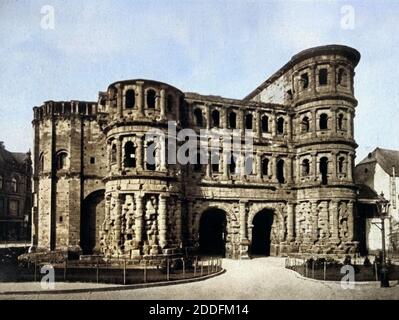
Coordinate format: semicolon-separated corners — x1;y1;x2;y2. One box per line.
291;45;361;254
99;79;185;258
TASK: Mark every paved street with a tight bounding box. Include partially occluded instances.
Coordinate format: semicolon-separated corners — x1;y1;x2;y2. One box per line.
1;257;399;300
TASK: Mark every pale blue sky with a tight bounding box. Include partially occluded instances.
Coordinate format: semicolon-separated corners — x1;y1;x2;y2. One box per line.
0;0;398;162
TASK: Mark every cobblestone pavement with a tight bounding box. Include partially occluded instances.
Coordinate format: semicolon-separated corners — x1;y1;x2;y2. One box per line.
1;257;399;300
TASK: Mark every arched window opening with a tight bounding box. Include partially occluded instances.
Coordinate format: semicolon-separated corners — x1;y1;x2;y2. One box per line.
245;114;253;130
211;152;219;173
125;89;135;109
319;68;328;85
167;94;173;112
244;156;253;175
56;152;68;170
319;113;328;130
111;144;117;164
300;73;309;89
338;68;348;86
11;177;18;193
261;115;269;133
146;89;156;109
320;157;329;185
301;116;310;133
211;110;220;127
194;108;203;127
146;141;156;170
277;117;285;135
261;158;269;176
302;159;310;176
229;154;236;174
337;113;344;130
277;159;285;184
338;157;345;174
124;141;136;168
228;111;236;129
194;151;203;172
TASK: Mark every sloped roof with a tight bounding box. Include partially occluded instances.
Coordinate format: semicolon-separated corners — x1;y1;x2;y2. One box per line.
0;142;29;167
356;183;380;200
357;147;399;177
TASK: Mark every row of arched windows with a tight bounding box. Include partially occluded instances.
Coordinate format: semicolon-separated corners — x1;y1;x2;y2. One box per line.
300;112;346;133
124;89;174;112
38;151;68;172
193;109;286;135
298;66;349;91
300;156;347;185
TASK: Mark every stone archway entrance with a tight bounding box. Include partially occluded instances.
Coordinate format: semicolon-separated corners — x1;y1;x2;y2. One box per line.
199;208;227;257
81;190;105;255
251;209;274;256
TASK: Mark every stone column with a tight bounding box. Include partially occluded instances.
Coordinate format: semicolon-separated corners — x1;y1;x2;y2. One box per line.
311;109;317;138
175;199;182;246
295;155;301;183
160;136;167;171
287;114;292;140
222;150;229;179
116;138;122;172
239;201;248;242
331;62;337;93
287;202;295;242
311;200;319;242
311;64;317;94
206;151;212;178
348;153;354;181
136;81;144;117
331;107;337;133
347;111;352;139
158;195;168;249
205;104;211;129
271;113;277;137
135;194;144;244
160;88;166;120
256;153;262;180
114;194;122;252
286;156;293;183
271;156;277;182
331;151;337;180
347;201;354;241
186;200;193;244
329;200;339;241
116;84;123;119
312;152;318;181
256;110;262;140
136;136;143;170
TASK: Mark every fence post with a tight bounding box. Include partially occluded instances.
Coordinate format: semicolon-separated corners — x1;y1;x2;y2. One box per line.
144;260;147;283
312;261;315;279
208;259;210;275
166;258;170;281
305;261;308;277
374;263;378;281
194;257;197;277
34;257;37;282
182;258;185;279
323;261;326;281
96;258;99;284
64;259;67;281
123;259;126;285
201;259;203;276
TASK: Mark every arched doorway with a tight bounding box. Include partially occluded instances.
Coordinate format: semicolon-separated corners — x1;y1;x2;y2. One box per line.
251;209;274;256
81;190;105;255
199;208;227;257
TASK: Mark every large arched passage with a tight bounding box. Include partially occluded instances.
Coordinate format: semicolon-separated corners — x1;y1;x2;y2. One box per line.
251;209;274;256
81;190;105;255
199;208;227;257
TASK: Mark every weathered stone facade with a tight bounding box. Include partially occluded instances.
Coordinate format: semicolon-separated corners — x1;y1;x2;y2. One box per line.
31;45;361;258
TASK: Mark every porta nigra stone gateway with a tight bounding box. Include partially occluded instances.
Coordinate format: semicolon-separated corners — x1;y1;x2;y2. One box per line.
31;45;361;259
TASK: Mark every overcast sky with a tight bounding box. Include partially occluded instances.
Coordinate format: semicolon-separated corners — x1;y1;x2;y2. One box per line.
0;0;398;162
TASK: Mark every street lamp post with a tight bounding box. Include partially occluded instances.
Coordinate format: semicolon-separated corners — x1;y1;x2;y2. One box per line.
375;192;390;288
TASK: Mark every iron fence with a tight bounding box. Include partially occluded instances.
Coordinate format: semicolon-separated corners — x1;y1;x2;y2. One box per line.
17;256;223;285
